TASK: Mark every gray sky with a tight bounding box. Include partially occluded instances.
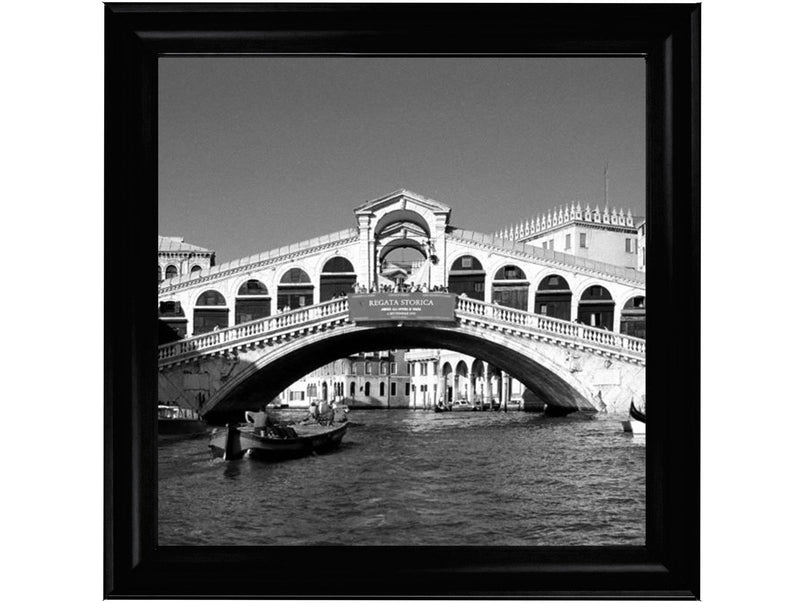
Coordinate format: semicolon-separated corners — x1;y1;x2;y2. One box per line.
159;57;645;262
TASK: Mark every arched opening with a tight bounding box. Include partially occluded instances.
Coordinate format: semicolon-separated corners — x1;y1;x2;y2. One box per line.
374;209;431;239
158;300;187;338
321;381;328;401
534;274;572;320
365;382;371;397
349;382;356;397
492;265;529;310
165;265;178;280
448;255;485;300
193;290;228;334
235;279;271;324
441;362;454;404
455;360;469;401
379;242;428;287
190;265;202;275
278;268;313;311
320;257;356;300
578;285;614;330
470;358;485;404
620;296;646;339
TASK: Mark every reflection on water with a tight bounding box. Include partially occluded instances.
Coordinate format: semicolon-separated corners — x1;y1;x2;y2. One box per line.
159;409;645;546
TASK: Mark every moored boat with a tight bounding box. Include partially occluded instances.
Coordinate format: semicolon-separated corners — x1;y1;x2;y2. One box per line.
158;405;209;442
209;419;349;460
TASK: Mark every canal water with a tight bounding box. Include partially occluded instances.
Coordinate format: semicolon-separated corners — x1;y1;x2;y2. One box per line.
159;409;645;546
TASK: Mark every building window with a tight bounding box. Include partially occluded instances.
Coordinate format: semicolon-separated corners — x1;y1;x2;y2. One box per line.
548;275;559;286
420;385;426;392
165;265;178;279
191;265;202;274
365;382;371;396
565;234;571;250
405;383;410;395
391;382;397;396
625;238;633;253
542;242;547;249
380;363;387;375
391;362;397;375
461;256;473;268
540;304;548;314
406;362;412;375
548;239;554;250
474;282;484;293
421;363;428;376
580;233;587;248
350;382;356;396
380;382;386;397
365;362;371;375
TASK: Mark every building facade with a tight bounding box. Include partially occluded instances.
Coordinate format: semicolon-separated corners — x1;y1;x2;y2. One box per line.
278;350;412;409
158;236;216;282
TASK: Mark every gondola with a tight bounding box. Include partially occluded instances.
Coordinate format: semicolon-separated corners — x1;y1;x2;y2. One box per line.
622;398;646;434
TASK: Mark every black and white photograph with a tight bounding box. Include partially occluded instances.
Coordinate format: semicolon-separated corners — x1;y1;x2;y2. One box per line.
156;55;648;547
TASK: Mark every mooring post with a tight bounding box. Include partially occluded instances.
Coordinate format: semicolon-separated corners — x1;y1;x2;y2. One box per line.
223;423;239;461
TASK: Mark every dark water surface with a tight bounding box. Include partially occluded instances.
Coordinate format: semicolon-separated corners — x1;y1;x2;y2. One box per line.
159;409;645;545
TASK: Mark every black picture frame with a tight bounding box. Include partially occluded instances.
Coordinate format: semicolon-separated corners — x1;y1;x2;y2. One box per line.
105;3;700;598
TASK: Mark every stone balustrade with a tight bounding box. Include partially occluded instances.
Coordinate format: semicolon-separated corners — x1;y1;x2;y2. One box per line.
158;294;644;367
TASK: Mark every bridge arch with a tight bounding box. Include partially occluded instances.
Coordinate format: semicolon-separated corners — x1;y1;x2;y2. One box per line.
373;208;432;239
198;321;602;423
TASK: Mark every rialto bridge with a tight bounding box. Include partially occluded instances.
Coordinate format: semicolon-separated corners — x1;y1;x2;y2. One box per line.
158;190;645;423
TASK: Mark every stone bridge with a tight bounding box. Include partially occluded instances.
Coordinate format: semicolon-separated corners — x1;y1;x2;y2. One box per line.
158;189;645;423
158;296;645;424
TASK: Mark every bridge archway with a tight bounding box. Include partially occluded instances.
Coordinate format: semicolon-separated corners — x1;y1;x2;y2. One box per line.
492;264;529;310
198;323;602;423
534;274;572;320
448;255;485;300
235;279;271;324
165;264;178;279
193;290;228;335
440;362;454;404
278;268;314;310
578;284;615;330
319;257;356;300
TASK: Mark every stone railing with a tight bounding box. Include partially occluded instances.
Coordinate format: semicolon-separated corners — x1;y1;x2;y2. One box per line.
158;294;645;367
455;296;645;360
158;297;350;363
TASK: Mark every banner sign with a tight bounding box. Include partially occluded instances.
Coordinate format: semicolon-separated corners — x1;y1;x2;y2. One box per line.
348;292;456;322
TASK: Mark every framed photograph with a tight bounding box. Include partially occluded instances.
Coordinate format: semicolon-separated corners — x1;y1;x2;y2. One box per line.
105;3;700;598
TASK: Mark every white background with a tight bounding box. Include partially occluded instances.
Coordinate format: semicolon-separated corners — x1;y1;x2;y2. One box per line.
2;0;802;601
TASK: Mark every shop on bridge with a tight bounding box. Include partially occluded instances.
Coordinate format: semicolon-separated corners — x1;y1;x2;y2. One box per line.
193;290;229;334
158;300;187;338
534;274;572;321
491;265;529;310
235;279;271;324
319;257;356;301
578;285;615;331
448;255;485;301
620;295;646;339
278;268;314;310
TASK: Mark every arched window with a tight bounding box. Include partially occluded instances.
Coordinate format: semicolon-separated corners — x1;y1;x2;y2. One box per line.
380;382;386;397
620;296;646;339
534;274;572;320
578;285;614;330
165;265;178;279
365;382;371;397
190;265;202;274
193;290;228;334
320;257;356;300
492;265;529;310
235;279;271;324
278;268;314;310
349;382;356;397
448;255;485;300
